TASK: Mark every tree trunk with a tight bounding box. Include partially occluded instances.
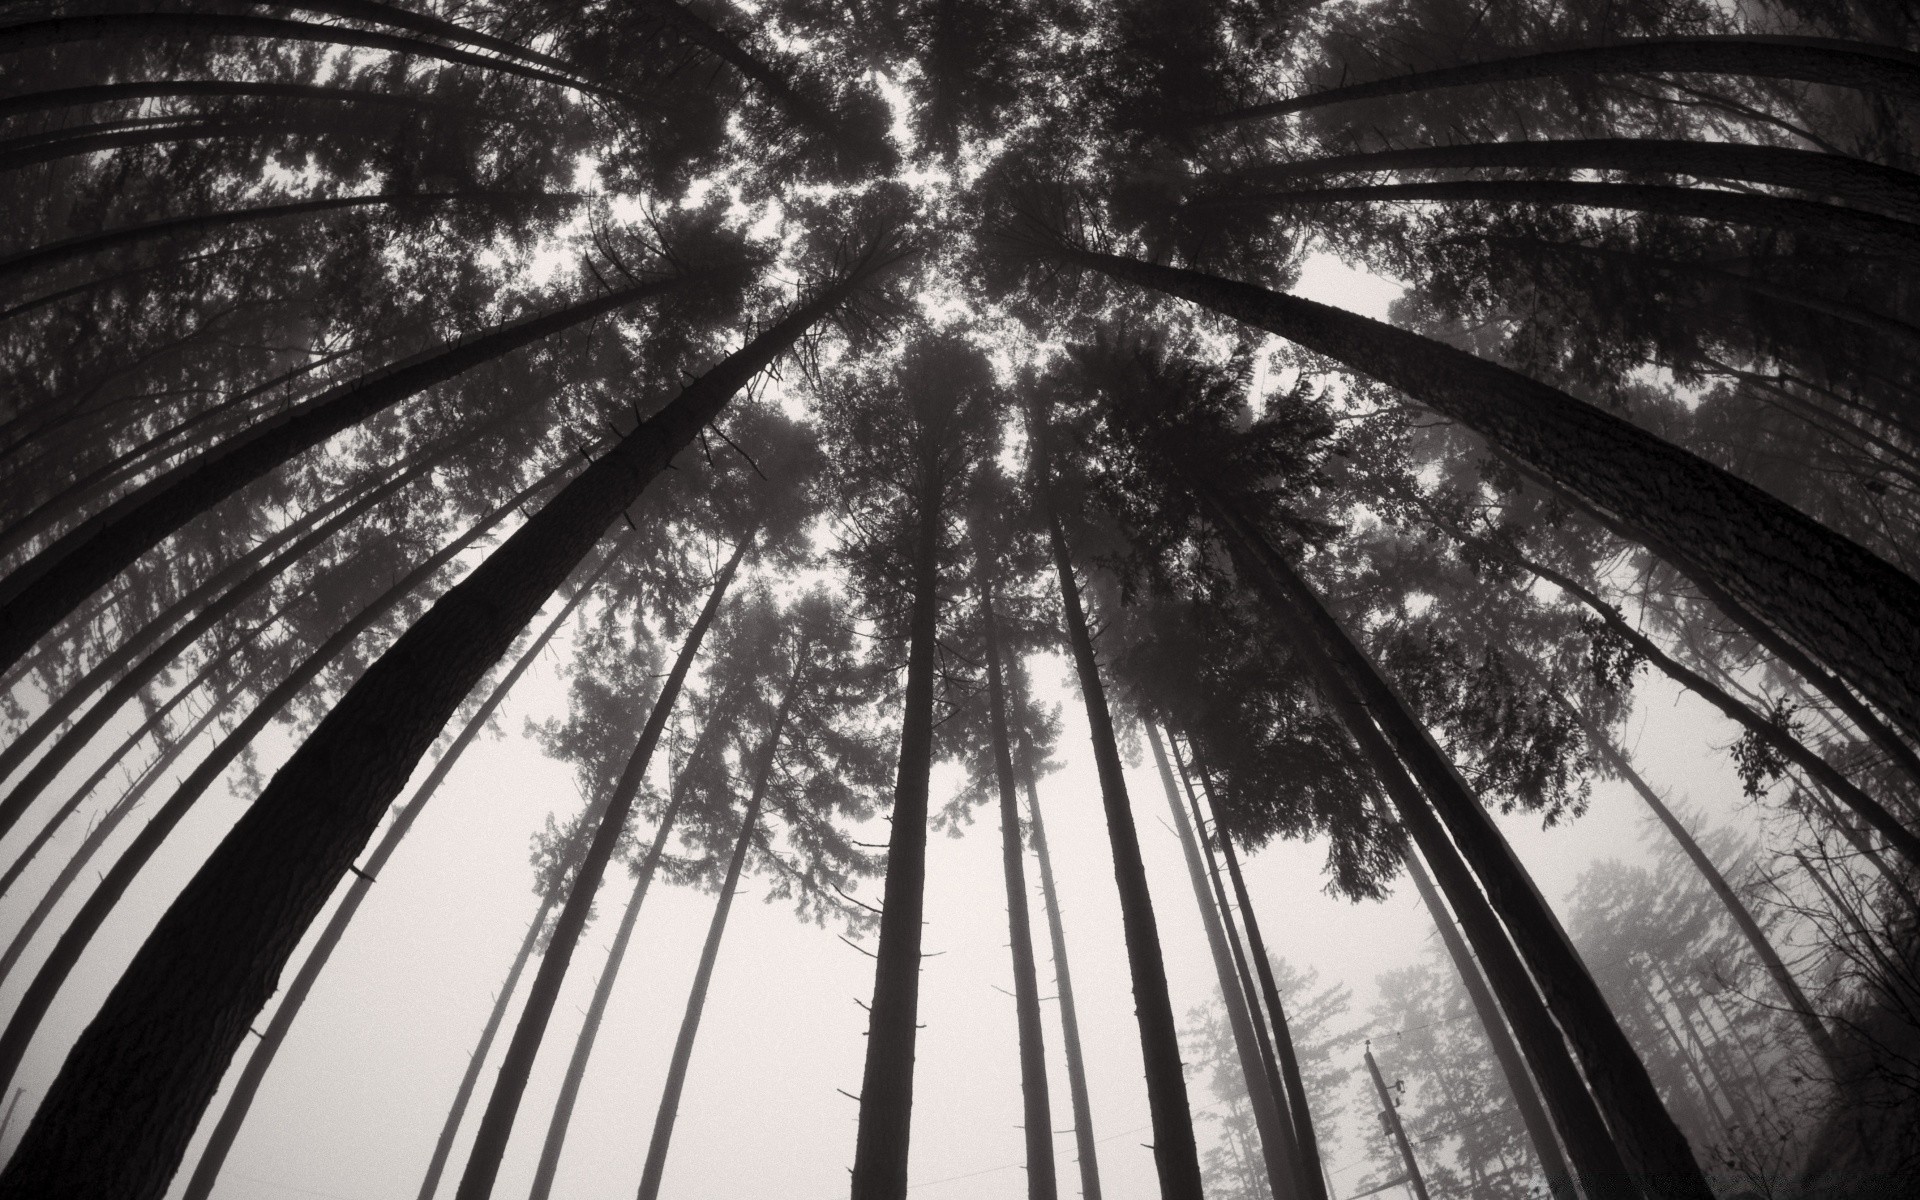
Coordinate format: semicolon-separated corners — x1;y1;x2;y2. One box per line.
180;543;625;1200
1011;669;1103;1200
0;119;318;176
1146;722;1295;1200
1034;434;1203;1200
453;537;749;1200
1071;245;1920;757
1520;556;1920;865
0;273;690;677
975;568;1059;1200
417;897;557;1200
0;467;565;1097
1573;709;1847;1075
1189;750;1331;1200
0;263;883;1199
524;674;755;1200
1202;494;1703;1200
1186;180;1920;264
635;670;800;1200
849;467;944;1200
1181;35;1920;128
257;0;583;74
0;79;441;121
1212;139;1920;224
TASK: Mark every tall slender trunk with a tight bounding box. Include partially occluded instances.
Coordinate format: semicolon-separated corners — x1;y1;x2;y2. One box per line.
0;119;323;175
453;538;748;1200
0;79;442;121
1639;980;1729;1135
1072;244;1920;759
256;0;584;74
524;677;755;1200
850;468;944;1200
1146;723;1295;1200
418;897;558;1200
1202;495;1705;1200
1400;848;1576;1200
1363;1043;1432;1200
1208;140;1920;224
0;466;566;1097
180;543;626;1200
636;670;800;1200
1034;432;1203;1200
1185;180;1920;265
1011;669;1103;1200
1520;557;1920;865
1187;749;1330;1200
1572;712;1847;1074
0;264;885;1200
1181;35;1920;128
0;272;690;676
975;568;1059;1200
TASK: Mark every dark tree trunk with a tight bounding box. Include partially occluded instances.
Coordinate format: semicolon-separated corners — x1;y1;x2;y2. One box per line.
1519;556;1920;865
0;119;319;175
180;543;625;1200
0;272;689;677
453;538;749;1200
0;267;876;1199
1572;709;1848;1076
1182;35;1920;128
850;468;944;1200
1034;433;1204;1200
1146;722;1296;1200
1186;180;1920;264
259;0;583;73
0;467;563;1097
1400;848;1576;1200
1070;246;1920;759
1202;494;1705;1200
635;673;800;1200
1189;752;1331;1200
1210;139;1920;224
976;571;1059;1200
0;79;440;121
1012;671;1104;1200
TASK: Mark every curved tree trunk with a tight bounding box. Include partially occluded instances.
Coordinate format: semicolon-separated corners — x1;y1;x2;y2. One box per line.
1185;180;1920;264
1182;36;1920;128
635;672;799;1200
0;79;440;121
976;574;1059;1200
1012;669;1103;1200
1034;428;1204;1200
453;537;749;1200
179;542;626;1200
0;120;317;176
1400;849;1576;1200
1211;139;1920;223
0;466;565;1096
0;261;885;1200
1069;245;1920;768
0;270;689;676
1146;722;1294;1200
1202;493;1706;1200
850;467;944;1200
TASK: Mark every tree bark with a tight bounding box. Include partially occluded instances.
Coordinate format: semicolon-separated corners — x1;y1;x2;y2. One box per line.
1571;708;1848;1076
635;670;800;1200
1011;669;1104;1200
0;271;689;677
0;466;564;1098
1201;493;1704;1200
849;463;945;1200
180;542;625;1200
975;568;1059;1200
1181;36;1920;128
0;119;316;176
1069;245;1920;757
453;537;749;1200
0;262;882;1199
1146;722;1295;1200
1034;431;1204;1200
0;79;440;121
1209;139;1920;223
1400;847;1576;1200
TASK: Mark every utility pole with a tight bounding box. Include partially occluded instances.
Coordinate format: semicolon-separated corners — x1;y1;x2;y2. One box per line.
1365;1042;1430;1200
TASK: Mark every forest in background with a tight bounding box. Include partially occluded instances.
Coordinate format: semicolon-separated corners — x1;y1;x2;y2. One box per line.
1;0;1918;1198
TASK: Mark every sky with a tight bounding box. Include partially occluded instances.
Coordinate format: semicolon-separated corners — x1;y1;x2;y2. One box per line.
0;255;1795;1200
